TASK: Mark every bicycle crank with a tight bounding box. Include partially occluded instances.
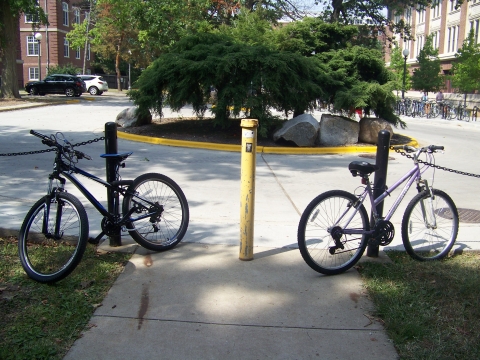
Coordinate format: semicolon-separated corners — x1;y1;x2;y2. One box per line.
371;220;395;246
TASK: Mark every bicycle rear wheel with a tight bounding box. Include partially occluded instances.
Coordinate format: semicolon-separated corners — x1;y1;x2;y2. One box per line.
123;173;189;251
18;192;89;283
447;106;457;120
401;189;458;261
297;190;369;275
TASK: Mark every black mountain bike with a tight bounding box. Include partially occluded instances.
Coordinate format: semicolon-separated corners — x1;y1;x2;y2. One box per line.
18;130;189;283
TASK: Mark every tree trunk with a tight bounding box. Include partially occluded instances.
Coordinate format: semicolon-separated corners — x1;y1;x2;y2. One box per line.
0;2;21;99
116;47;122;91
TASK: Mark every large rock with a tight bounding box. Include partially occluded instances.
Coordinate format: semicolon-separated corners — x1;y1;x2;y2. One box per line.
116;107;152;128
358;118;394;144
273;114;319;147
318;114;359;146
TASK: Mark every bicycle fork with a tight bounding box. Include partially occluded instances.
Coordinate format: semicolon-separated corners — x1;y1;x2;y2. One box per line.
42;176;66;240
416;180;437;230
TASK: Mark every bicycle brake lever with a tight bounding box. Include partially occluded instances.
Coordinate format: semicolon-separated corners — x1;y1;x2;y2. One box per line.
74;150;92;160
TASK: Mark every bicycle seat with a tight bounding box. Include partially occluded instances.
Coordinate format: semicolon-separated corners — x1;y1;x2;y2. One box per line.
100;152;133;161
348;161;378;177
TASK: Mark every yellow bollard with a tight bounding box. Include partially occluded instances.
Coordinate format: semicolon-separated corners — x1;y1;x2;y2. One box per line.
239;119;258;261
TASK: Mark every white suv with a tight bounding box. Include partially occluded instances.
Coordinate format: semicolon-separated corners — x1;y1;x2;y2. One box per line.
78;75;109;95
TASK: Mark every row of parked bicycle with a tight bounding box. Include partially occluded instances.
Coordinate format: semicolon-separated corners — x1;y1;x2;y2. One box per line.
395;98;479;121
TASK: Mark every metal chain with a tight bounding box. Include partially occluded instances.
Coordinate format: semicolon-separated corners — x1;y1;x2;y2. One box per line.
71;136;105;148
0;148;56;157
390;146;480;178
0;136;105;157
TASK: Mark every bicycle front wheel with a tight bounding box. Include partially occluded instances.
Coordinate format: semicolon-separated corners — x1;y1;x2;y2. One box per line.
297;190;369;275
401;189;458;261
123;173;189;251
18;193;89;283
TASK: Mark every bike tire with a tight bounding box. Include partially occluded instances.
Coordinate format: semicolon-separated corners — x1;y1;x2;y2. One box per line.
401;189;458;261
448;106;457;120
122;173;189;251
18;192;89;283
297;190;369;275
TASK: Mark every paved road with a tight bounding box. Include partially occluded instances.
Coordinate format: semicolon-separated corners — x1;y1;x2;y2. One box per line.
1;96;479;252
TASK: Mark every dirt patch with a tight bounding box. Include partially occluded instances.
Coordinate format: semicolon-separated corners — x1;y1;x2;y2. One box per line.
118;117;284;147
119;117;411;148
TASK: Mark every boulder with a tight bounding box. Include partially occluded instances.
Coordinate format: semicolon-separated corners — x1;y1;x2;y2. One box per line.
273;114;319;147
318;114;359;146
116;107;152;128
358;118;394;144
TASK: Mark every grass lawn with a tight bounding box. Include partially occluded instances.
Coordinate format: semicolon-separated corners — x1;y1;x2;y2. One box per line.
0;236;132;360
2;235;479;360
358;251;480;360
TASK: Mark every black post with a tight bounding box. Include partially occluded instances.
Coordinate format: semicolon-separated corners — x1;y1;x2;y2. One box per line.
367;130;391;257
105;122;121;246
402;54;407;100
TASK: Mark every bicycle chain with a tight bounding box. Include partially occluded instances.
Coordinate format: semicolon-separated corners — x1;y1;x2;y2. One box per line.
390;146;480;178
0;136;105;157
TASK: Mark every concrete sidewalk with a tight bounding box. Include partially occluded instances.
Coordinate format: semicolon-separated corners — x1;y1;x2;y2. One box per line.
64;243;397;360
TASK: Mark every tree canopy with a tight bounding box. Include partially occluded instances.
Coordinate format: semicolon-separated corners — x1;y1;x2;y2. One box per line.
411;35;443;93
129;33;327;137
130;17;401;135
389;46;411;97
451;29;480;96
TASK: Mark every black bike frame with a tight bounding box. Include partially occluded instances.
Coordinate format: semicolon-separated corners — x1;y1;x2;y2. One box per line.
48;153;155;225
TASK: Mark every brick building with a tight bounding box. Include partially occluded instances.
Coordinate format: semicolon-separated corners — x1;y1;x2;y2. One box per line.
386;1;480;92
18;0;95;89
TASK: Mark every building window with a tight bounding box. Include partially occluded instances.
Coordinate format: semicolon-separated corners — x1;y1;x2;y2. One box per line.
25;13;39;23
25;0;39;23
418;7;426;23
447;25;460;52
432;31;441;49
64;38;70;57
27;36;40;56
62;2;69;26
405;8;412;25
87;43;91;60
432;0;442;18
73;8;80;24
416;35;425;56
470;20;480;43
76;47;81;59
29;67;39;81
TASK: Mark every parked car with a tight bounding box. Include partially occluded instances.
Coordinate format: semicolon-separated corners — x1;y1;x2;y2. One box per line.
25;74;84;97
78;75;109;95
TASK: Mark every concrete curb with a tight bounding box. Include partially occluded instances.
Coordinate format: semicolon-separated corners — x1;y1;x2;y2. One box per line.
118;130;418;155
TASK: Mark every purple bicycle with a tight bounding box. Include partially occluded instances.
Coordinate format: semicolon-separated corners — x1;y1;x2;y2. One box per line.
297;145;459;275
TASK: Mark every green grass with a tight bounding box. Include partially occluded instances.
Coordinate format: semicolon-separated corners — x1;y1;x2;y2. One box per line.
358;251;480;360
0;237;132;360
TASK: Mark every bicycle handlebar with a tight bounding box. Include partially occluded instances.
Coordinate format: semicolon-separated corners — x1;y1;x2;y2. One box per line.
30;130;91;160
392;144;444;153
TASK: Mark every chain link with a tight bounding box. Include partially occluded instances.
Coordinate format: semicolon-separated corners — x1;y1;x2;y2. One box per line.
0;136;105;157
390;146;480;178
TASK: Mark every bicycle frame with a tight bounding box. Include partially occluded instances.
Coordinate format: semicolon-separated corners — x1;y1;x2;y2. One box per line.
337;153;434;237
46;151;158;228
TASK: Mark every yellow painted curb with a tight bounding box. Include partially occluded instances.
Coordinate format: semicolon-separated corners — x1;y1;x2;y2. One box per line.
118;131;418;155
